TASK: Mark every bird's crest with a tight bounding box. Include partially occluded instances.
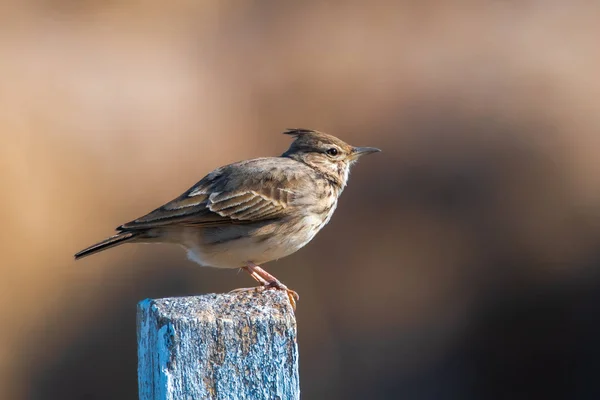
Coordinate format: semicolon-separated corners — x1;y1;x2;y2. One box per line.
283;128;321;137
283;128;352;149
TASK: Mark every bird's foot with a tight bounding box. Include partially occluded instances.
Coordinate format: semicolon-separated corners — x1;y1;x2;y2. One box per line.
229;286;267;295
266;280;299;310
241;264;299;310
229;282;299;310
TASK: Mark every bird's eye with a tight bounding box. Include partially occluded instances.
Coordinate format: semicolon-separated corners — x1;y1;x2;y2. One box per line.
326;148;339;156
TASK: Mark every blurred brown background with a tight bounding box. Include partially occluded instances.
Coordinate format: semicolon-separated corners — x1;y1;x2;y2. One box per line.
2;1;600;399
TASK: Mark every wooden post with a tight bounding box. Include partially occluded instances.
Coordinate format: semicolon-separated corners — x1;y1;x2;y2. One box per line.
137;290;300;400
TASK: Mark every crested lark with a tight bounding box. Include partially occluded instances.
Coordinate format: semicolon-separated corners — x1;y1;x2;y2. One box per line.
75;129;380;309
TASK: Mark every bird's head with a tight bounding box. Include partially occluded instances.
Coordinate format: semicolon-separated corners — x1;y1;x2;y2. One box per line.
281;129;381;188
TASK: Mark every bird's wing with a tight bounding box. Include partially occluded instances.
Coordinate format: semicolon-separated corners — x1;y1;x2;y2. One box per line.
118;159;298;230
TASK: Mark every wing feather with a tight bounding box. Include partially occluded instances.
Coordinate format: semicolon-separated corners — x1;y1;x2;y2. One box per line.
208;190;286;221
118;166;297;231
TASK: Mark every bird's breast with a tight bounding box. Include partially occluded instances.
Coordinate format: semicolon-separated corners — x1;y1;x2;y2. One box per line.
181;200;338;269
303;200;338;240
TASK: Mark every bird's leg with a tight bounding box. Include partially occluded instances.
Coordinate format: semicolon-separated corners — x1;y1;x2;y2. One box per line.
242;265;270;286
229;266;271;294
246;263;299;309
230;264;299;309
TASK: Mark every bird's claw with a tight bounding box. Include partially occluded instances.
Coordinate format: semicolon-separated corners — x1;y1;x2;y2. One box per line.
265;280;299;311
230;283;299;311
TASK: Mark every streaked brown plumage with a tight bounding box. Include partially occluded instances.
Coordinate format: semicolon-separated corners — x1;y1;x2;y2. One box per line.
75;129;380;309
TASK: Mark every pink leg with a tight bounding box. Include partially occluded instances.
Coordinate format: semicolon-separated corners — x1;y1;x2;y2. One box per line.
242;265;270;285
238;263;299;310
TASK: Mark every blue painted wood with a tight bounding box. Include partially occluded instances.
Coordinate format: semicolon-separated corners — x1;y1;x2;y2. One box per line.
137;290;299;400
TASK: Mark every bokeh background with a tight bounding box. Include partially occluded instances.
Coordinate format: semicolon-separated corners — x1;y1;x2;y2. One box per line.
2;1;600;399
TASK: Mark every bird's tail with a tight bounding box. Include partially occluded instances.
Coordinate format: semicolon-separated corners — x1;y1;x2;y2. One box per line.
74;231;138;260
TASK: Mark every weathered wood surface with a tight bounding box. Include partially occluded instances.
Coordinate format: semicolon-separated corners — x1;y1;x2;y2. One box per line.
137;290;299;400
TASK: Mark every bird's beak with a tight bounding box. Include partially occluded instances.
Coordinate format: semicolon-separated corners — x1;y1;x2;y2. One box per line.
350;146;381;160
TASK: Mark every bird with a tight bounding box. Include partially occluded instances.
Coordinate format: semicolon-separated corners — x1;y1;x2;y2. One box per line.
75;129;381;309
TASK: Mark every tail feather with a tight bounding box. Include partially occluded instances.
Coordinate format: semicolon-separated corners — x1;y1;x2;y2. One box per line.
74;231;138;260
